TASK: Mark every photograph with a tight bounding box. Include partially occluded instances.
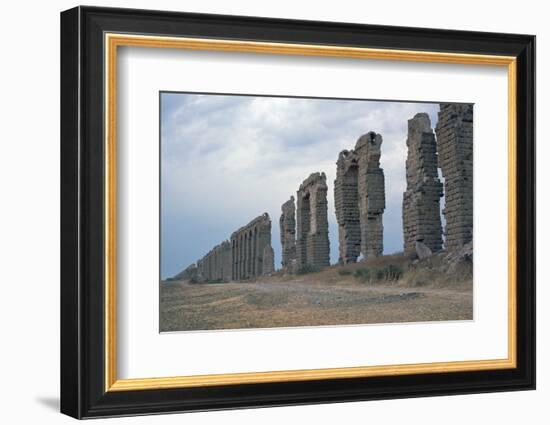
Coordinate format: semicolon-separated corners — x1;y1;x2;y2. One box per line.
56;4;536;420
159;92;474;332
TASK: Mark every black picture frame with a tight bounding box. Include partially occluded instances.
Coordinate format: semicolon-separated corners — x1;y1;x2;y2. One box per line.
60;5;535;419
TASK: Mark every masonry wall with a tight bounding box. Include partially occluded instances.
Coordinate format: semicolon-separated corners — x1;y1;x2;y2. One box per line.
174;263;198;281
196;240;232;282
435;103;474;251
230;213;274;280
190;214;274;282
402;113;443;254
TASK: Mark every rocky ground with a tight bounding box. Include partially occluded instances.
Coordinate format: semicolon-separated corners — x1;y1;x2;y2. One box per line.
160;253;473;332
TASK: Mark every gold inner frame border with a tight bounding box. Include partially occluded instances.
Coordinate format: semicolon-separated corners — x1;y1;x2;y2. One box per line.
104;33;517;392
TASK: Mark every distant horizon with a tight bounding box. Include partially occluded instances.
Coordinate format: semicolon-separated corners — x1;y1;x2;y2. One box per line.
161;92;440;279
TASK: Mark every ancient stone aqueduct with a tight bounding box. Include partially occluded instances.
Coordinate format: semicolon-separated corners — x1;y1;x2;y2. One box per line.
182;103;473;282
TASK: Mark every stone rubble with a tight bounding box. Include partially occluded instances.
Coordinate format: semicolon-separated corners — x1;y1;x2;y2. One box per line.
415;241;433;260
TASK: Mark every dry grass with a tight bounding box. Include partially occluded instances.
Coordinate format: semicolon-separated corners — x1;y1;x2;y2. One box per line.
160;253;472;332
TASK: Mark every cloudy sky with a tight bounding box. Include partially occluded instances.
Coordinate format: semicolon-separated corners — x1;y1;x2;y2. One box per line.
160;92;440;279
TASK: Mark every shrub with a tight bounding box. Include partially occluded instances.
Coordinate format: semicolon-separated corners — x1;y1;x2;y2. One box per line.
296;264;321;275
337;269;353;276
352;264;403;283
384;264;403;281
353;267;371;282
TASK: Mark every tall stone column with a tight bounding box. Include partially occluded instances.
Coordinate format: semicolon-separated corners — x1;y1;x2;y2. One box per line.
279;196;297;269
435;103;474;251
248;228;256;276
233;237;237;280
296;191;310;267
296;172;330;269
221;241;231;281
355;132;386;259
262;245;275;275
252;228;257;276
212;249;217;280
334;150;361;263
402;113;443;254
243;232;250;279
214;248;219;280
239;234;244;279
257;214;272;274
248;231;252;277
241;233;248;279
237;238;241;279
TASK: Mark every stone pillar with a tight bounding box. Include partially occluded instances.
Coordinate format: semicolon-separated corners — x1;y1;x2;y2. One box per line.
296;172;330;269
257;214;272;275
262;245;275;275
231;239;236;280
244;233;249;278
236;237;241;280
402;113;443;255
245;234;248;278
334;150;360;263
209;250;214;279
296;190;310;267
279;196;297;269
236;235;240;279
214;247;218;280
355;132;386;259
221;241;231;281
196;259;202;281
231;236;240;280
249;231;254;277
214;250;218;279
435;103;474;251
240;233;245;279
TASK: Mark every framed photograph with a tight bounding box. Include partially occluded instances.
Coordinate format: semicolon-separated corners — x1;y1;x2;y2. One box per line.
60;6;535;419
